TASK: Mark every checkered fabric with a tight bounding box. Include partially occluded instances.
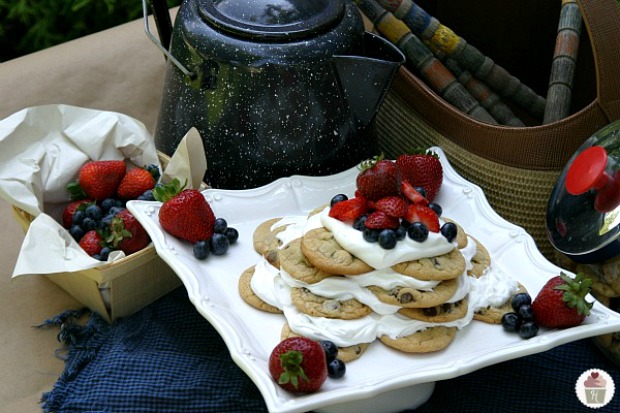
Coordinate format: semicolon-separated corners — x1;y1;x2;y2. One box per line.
41;288;620;413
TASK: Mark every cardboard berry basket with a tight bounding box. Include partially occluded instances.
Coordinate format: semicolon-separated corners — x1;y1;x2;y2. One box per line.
0;105;209;323
10;151;182;323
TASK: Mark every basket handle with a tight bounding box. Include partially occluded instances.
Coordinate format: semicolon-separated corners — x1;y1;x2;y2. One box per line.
579;0;620;120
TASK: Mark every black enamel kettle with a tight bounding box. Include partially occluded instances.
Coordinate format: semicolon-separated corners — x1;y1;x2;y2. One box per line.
143;0;405;189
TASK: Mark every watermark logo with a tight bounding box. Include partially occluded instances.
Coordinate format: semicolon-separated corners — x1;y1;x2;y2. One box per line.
576;369;615;408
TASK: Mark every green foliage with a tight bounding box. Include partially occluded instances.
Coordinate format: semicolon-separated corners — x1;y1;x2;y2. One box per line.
0;0;181;62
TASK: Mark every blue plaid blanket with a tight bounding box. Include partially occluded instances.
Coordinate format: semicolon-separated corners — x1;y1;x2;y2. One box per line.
40;288;620;413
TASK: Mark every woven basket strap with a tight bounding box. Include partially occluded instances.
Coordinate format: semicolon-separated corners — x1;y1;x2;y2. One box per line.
579;0;620;119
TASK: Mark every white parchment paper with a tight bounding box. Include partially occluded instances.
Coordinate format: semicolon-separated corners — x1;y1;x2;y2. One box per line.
0;104;170;277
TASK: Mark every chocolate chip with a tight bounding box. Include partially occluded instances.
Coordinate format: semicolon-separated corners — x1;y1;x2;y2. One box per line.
399;292;414;303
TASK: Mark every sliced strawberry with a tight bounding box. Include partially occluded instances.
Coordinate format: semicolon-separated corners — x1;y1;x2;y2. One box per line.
403;204;440;232
401;181;429;206
365;211;400;229
328;197;368;223
374;196;408;218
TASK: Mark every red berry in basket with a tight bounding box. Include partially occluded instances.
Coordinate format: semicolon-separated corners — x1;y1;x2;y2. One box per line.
154;179;215;243
117;167;156;200
79;230;105;257
69;160;127;201
328;197;368;223
269;337;327;394
403;203;440;232
531;272;593;329
61;199;94;229
356;155;401;201
107;209;150;255
396;149;443;201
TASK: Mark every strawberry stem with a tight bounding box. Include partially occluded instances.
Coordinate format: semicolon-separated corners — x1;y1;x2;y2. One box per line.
359;153;385;172
278;350;309;389
555;272;593;317
153;178;187;202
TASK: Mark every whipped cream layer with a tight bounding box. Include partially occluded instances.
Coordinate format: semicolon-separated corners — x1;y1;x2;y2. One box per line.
320;208;456;269
250;213;519;348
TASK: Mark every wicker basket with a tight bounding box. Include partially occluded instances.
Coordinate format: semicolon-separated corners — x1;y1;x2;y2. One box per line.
11;152;183;323
374;0;620;261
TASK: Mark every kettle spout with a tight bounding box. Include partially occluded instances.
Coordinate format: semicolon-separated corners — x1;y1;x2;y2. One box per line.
333;32;405;128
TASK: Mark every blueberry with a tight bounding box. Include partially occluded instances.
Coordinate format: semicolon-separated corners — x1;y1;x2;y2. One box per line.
146;164;161;180
225;227;239;245
100;198;116;213
327;358;346;379
428;202;442;217
69;225;85;241
193;240;211;260
363;228;380;243
378;229;397;249
407;222;429;242
82;217;97;231
518;304;534;321
213;218;228;234
72;210;86;226
320;340;338;362
511;293;532;312
501;312;521;332
210;233;230;255
100;214;115;229
440;222;458;242
85;204;102;221
100;247;112;261
395;225;407;240
330;194;348;207
138;189;155;201
108;206;125;217
518;321;539;339
415;186;427;199
353;215;368;231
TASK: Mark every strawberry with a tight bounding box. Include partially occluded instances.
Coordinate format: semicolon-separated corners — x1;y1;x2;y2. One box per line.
365;211;400;229
117;167;156;200
269;337;327;394
396;149;443;201
61;199;94;229
107;209;150;255
532;272;593;329
154;179;215;243
79;230;105;257
328;197;368;223
356;155;401;201
403;203;440;232
68;160;126;201
400;181;429;205
374;196;408;218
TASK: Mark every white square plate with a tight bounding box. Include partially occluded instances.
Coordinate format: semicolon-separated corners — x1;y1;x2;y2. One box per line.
128;147;620;413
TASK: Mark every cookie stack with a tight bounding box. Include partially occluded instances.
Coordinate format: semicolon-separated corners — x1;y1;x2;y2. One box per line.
239;207;521;361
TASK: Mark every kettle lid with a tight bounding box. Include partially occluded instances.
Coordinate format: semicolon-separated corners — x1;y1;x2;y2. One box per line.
546;120;620;262
197;0;345;41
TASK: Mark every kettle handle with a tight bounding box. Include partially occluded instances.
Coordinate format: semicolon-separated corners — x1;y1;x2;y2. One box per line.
141;0;195;79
